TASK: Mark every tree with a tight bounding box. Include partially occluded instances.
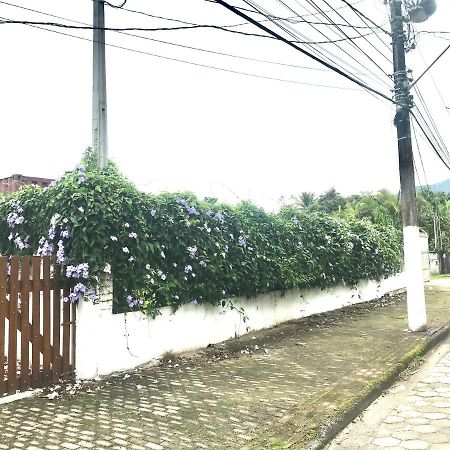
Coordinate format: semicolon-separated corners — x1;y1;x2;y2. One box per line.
312;188;346;215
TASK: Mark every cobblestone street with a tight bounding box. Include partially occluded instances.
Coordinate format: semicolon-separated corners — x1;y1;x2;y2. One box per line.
0;283;449;450
328;339;450;450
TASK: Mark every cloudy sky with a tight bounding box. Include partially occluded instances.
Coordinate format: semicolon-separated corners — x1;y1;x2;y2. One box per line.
0;0;449;209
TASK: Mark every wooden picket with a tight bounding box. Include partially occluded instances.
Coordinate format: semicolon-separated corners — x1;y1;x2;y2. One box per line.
0;256;76;396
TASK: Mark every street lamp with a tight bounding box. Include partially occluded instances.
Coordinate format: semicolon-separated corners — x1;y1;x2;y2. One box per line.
404;0;437;23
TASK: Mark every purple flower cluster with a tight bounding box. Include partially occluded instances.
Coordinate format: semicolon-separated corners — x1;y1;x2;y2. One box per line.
238;236;246;247
37;239;54;256
176;199;200;216
56;240;65;264
66;263;89;279
205;210;224;223
127;295;143;309
7;212;25;228
63;283;86;303
76;164;86;185
6;201;27;251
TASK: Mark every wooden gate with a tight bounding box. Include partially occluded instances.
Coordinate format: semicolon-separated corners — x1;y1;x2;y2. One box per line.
0;256;76;396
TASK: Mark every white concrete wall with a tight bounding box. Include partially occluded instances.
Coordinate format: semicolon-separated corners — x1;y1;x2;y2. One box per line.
76;273;407;379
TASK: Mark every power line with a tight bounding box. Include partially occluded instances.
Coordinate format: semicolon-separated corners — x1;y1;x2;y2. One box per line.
105;0;127;8
411;110;450;171
0;19;278;40
339;0;390;35
219;0;393;98
0;18;383;45
243;0;392;90
95;0;378;31
413;87;449;160
416;47;450;122
410;42;450;88
204;0;368;22
298;0;391;75
0;15;363;91
411;118;429;188
0;0;380;76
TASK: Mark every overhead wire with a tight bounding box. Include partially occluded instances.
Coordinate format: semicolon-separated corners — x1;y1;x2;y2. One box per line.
236;0;393;93
416;47;450;122
244;0;392;90
295;0;391;77
410;41;450;89
410;110;450;171
203;0;368;24
0;1;377;74
413;86;450;162
0;15;363;91
411;118;429;189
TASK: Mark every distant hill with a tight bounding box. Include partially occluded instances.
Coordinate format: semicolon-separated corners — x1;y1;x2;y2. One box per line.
420;179;450;193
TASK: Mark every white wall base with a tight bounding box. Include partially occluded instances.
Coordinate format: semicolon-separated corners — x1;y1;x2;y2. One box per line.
76;273;406;379
404;226;427;332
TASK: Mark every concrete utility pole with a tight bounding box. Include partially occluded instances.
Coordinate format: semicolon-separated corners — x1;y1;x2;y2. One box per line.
92;0;108;170
389;0;427;331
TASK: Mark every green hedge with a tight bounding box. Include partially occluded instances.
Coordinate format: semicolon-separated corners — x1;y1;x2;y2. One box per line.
0;152;403;315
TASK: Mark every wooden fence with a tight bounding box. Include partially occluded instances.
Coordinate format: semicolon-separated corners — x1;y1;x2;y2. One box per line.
0;256;76;396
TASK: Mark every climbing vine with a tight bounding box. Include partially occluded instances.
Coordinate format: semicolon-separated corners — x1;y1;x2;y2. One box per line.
0;150;403;316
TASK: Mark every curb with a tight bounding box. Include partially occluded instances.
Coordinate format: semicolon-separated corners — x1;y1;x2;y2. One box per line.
304;325;449;450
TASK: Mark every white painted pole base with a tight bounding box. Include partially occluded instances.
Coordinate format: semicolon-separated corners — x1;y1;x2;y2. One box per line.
403;226;427;331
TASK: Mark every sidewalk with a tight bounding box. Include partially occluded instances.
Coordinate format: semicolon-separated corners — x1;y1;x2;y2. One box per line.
327;337;450;449
0;280;449;450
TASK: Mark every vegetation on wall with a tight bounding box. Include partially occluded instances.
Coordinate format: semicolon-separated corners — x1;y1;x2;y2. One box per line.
289;187;450;252
0;151;403;316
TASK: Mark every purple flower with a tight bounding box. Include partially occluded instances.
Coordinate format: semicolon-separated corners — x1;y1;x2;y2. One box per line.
74;283;86;294
37;240;54;256
77;176;85;185
184;265;193;273
129;232;137;239
190;299;198;305
103;264;112;274
122;247;129;253
186;206;199;215
126;295;143;309
150;209;157;217
14;236;27;251
176;199;188;207
128;256;135;262
214;212;224;223
238;236;246;247
61;230;70;239
206;210;214;217
7;212;25;228
187;245;197;259
56;240;65;264
66;263;89;279
199;261;206;268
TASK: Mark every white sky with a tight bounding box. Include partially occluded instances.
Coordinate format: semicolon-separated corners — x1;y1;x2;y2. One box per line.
0;0;449;210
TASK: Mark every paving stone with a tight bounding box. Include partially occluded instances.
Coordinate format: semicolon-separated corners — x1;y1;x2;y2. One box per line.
399;441;429;450
372;437;402;447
